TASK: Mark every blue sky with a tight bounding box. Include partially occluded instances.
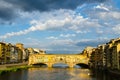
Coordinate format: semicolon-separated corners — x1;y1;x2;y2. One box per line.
0;0;120;53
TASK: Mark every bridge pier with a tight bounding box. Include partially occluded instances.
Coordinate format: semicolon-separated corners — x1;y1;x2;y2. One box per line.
68;63;74;68
47;63;53;68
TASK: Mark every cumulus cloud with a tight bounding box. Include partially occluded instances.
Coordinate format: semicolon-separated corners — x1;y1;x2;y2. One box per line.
94;4;109;11
0;29;31;39
51;39;74;45
97;11;120;20
0;9;102;39
46;33;76;40
112;24;120;34
60;34;76;38
76;30;90;34
76;38;109;47
46;36;58;40
49;37;109;48
0;0;119;39
0;0;108;21
44;37;110;53
78;2;120;36
25;36;110;53
25;37;81;53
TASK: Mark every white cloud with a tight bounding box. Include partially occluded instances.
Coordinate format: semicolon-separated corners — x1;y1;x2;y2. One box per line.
25;37;82;53
51;39;74;45
76;30;90;34
46;36;58;40
109;12;120;19
75;37;109;47
46;33;76;40
1;2;120;43
44;37;110;53
60;34;76;38
0;8;103;39
18;34;110;53
94;4;109;11
0;29;30;39
98;11;120;20
112;24;120;34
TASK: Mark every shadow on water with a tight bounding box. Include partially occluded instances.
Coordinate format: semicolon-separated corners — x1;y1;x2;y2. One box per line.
90;69;120;80
0;70;28;80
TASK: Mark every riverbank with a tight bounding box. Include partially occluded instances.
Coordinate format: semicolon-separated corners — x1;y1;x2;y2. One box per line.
0;62;32;75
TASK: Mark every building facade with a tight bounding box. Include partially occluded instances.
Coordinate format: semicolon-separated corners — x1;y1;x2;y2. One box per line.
88;38;120;70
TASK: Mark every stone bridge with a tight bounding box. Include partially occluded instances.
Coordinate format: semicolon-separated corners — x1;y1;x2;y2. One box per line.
28;54;89;68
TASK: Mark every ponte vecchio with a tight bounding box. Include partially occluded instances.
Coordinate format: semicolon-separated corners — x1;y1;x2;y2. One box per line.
28;54;89;68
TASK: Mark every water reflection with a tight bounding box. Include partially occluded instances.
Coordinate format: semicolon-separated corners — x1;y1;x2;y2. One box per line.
53;63;69;68
68;69;91;80
0;70;28;80
0;68;120;80
91;70;120;80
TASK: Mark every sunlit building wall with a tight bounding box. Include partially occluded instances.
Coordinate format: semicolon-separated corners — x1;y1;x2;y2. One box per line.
110;39;120;70
82;46;94;58
89;48;96;69
97;44;106;69
0;42;7;64
16;43;27;62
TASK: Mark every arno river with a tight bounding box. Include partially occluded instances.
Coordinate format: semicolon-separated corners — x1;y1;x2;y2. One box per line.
0;65;119;80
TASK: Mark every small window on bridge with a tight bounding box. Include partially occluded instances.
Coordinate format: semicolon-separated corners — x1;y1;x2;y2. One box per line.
60;58;63;61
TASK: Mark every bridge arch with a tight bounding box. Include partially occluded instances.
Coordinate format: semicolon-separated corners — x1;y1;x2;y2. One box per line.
75;63;89;68
32;63;48;67
52;63;69;68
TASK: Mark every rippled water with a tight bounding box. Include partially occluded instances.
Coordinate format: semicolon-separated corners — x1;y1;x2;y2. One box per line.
0;68;119;80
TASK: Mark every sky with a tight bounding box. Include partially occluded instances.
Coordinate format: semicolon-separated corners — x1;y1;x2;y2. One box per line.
0;0;120;54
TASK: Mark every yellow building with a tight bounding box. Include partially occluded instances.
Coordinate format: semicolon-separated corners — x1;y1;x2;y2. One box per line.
104;38;120;70
97;44;106;69
104;39;115;69
0;42;12;64
110;39;120;70
6;43;12;63
10;44;23;63
16;47;23;62
16;43;24;50
82;46;94;58
27;48;34;54
89;44;105;69
89;48;96;68
94;48;100;69
0;42;7;64
27;48;46;55
16;43;27;62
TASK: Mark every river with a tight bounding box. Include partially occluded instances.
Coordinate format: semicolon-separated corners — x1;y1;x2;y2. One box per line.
0;67;119;80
